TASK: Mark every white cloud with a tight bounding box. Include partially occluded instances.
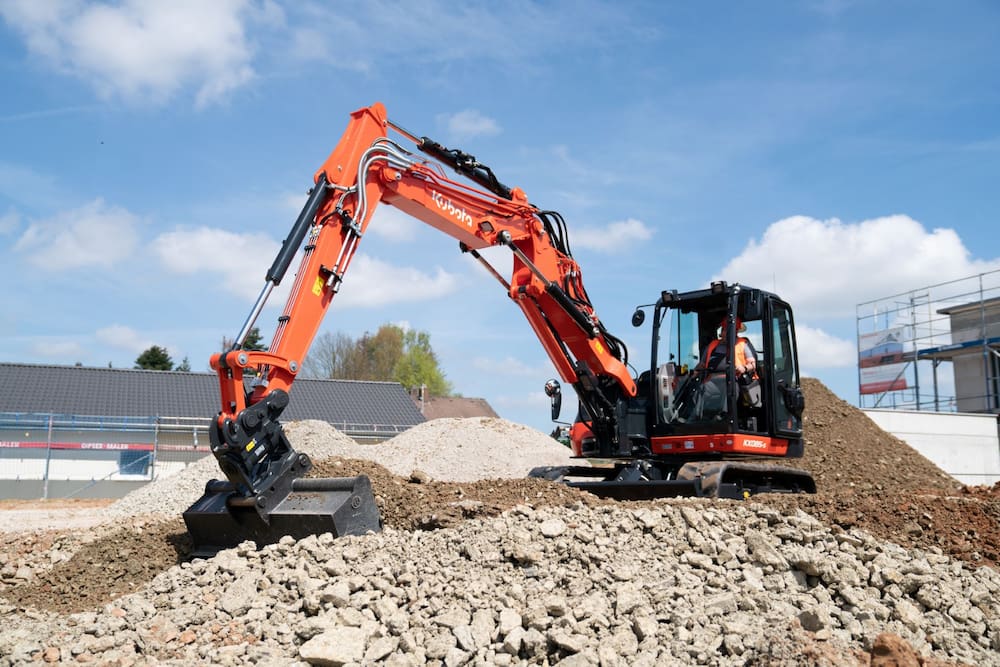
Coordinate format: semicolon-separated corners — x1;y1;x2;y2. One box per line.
334;254;459;308
281;190;312;214
0;161;62;209
95;324;154;354
795;323;856;369
572;218;654;253
151;225;459;307
288;26;369;73
471;356;545;377
278;1;629;72
152;226;279;301
14;199;140;269
712;214;1000;319
0;0;255;107
491;390;552;413
438;110;501;142
369;206;418;242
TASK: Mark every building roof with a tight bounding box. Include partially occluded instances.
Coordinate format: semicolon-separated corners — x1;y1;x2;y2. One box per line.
418;396;499;420
0;363;426;428
936;295;1000;315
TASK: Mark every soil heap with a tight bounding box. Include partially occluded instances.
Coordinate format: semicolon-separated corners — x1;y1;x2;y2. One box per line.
762;378;1000;570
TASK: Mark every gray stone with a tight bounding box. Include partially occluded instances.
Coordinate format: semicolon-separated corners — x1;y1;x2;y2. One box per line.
540;518;568;537
298;626;366;666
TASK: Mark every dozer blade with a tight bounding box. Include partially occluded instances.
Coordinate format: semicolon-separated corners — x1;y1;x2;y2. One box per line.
183;475;382;558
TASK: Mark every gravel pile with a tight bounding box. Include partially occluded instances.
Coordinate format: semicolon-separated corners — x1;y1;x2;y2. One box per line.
3;501;998;666
347;417;583;483
106;418;578;518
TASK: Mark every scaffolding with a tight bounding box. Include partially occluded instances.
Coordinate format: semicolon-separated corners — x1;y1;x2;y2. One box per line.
856;269;1000;413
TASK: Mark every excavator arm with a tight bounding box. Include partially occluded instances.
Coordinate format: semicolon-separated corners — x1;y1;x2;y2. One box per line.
207;103;635;502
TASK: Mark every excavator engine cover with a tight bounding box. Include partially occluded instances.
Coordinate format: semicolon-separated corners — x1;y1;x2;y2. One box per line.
183;473;382;558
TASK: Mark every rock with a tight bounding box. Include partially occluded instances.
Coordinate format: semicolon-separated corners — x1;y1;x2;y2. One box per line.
218;574;256;616
540;518;568;537
498;608;522;635
298;626;366;666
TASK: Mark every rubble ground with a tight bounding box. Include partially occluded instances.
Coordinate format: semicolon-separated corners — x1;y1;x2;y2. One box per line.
1;378;998;665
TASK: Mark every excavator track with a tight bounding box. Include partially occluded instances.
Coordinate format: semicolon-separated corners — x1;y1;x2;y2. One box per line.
529;460;816;501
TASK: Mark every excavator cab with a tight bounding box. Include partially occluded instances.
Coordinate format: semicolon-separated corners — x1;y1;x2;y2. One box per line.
646;281;805;457
544;281;813;500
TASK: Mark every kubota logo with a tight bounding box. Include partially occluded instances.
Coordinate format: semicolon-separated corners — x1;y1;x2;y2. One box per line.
431;190;473;227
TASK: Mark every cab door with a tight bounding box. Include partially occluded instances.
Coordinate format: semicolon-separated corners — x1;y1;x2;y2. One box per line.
765;298;804;440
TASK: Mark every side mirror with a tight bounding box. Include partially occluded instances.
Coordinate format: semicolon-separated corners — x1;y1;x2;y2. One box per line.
544;379;562;421
631;309;645;327
778;380;805;418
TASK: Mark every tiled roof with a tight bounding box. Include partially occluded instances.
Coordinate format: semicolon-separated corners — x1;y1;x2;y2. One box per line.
419;397;499;420
0;362;425;428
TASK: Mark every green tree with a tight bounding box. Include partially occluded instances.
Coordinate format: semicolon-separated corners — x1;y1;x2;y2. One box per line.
358;325;404;381
175;356;192;372
394;329;452;396
243;327;268;351
221;326;268;352
135;345;173;371
303;324;452;396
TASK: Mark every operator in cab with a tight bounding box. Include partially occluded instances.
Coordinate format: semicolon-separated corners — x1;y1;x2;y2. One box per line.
702;317;758;381
691;317;763;426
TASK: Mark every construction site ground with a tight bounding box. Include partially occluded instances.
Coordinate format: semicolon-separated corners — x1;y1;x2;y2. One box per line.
1;378;998;665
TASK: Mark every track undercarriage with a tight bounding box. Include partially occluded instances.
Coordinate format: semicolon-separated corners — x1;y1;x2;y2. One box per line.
529;459;816;501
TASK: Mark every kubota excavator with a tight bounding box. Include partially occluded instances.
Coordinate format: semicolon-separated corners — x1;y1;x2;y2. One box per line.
183;103;815;556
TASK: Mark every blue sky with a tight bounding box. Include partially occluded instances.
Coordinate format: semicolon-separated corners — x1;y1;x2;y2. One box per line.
1;0;998;432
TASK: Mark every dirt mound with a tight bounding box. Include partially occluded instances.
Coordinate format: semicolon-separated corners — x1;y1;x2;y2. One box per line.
793;377;960;496
2;518;190;614
758;378;1000;571
308;457;606;531
2;460;604;615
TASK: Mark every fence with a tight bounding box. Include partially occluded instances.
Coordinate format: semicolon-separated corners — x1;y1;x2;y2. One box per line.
0;412;413;500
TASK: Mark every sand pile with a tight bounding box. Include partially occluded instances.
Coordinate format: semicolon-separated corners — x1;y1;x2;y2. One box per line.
338;417;582;482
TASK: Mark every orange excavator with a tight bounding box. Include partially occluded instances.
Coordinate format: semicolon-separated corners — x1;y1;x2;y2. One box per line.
183;103;814;556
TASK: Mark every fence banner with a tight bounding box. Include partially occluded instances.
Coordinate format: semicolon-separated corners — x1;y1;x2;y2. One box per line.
858;327;909;394
0;441;210;452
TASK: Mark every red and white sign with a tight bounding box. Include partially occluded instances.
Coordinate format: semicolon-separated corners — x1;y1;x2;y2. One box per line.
0;441;210;452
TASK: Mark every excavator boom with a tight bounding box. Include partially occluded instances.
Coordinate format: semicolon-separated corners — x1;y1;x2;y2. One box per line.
185;103;639;555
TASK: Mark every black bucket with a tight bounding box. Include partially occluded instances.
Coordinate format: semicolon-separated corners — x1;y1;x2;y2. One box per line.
183;475;382;558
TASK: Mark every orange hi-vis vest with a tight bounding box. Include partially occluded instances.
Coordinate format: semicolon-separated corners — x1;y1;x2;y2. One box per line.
703;337;758;379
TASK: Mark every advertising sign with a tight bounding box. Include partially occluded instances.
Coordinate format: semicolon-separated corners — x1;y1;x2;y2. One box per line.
858;328;909;394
